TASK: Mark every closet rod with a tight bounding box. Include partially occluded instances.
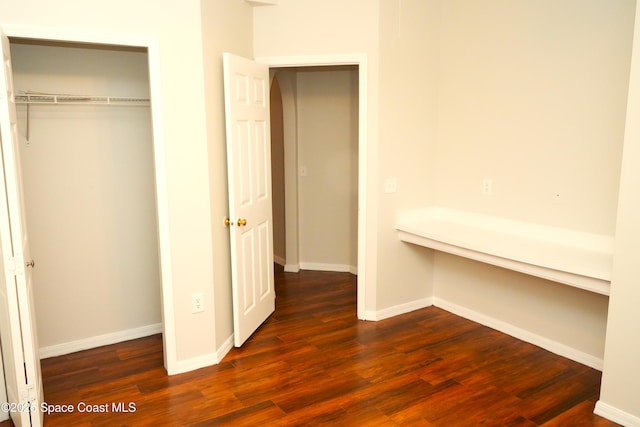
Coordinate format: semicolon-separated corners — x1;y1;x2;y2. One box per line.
16;93;150;106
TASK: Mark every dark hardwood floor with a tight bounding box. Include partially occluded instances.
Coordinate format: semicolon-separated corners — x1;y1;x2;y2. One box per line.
1;267;617;426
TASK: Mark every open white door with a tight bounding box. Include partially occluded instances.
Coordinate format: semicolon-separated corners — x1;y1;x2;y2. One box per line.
223;53;275;347
0;30;44;427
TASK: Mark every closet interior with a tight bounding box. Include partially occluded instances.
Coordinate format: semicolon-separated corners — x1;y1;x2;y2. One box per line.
9;39;162;358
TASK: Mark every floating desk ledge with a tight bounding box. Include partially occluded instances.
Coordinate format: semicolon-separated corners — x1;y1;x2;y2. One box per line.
396;207;613;296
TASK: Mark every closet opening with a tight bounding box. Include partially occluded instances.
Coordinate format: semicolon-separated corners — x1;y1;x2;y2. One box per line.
10;38;164;363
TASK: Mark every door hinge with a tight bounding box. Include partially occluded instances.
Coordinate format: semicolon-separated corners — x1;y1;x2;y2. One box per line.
19;384;36;402
6;256;25;277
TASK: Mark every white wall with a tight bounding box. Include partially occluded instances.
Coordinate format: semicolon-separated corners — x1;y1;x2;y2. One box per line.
434;254;610;364
431;0;634;365
1;0;252;371
598;1;640;422
199;0;254;353
296;68;358;272
11;42;161;352
435;0;633;234
2;8;638;423
254;0;636;372
254;0;385;312
376;0;440;310
254;0;438;314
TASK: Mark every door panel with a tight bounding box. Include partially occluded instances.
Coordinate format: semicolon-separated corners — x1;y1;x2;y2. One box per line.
223;53;275;347
0;29;44;426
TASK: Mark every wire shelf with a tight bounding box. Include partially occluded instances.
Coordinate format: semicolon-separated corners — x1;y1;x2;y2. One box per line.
15;93;150;106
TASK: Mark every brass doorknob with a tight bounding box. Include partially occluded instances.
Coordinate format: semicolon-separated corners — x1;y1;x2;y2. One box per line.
224;217;234;227
237;218;247;226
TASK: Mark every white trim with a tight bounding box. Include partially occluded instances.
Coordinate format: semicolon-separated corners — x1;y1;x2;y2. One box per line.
147;40;177;377
433;297;604;370
216;334;234;362
0;348;7;421
356;56;368;321
284;264;300;273
258;53;369;321
367;297;433;321
0;24;155;48
246;0;279;5
1;24;176;375
299;262;357;275
276;71;301;276
257;54;368;68
160;334;235;375
171;353;218;375
274;255;286;266
595;401;640;426
367;296;604;370
39;323;162;359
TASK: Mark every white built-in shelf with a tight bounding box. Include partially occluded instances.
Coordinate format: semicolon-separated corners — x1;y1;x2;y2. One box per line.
396;207;613;296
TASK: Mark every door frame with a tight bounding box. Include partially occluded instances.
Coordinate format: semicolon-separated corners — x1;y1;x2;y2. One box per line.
0;353;5;422
1;24;177;373
257;54;368;320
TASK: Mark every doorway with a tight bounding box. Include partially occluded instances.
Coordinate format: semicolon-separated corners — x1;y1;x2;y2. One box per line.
10;39;163;358
260;54;368;320
270;66;359;276
0;25;176;380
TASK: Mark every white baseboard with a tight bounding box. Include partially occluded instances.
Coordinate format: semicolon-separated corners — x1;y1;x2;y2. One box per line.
299;262;357;275
39;323;163;359
366;297;433;321
274;255;286;266
216;334;234;362
284;264;300;273
595;400;640;426
170;352;218;375
167;335;234;376
433;297;604;371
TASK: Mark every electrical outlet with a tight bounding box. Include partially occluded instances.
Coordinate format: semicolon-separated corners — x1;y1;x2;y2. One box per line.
192;292;204;313
384;177;398;193
482;178;493;196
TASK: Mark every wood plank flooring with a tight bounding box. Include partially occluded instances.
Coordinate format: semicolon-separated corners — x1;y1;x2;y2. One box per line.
1;267;618;426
